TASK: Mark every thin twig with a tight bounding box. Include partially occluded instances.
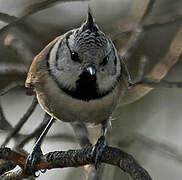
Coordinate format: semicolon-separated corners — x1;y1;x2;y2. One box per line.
0;81;25;96
140;0;156;23
0;0;88;35
118;0;156;62
144;7;182;28
0;130;74;144
17;113;50;148
137;78;182;88
4;34;34;64
112;2;182;41
118;131;182;165
0;13;17;23
1;96;38;147
135;56;148;82
0;101;12;131
0;146;152;180
0;63;28;76
122;25;182;105
21;0;88;17
112;16;182;41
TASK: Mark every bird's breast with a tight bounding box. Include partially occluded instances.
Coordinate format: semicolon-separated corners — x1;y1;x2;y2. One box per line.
36;74;123;125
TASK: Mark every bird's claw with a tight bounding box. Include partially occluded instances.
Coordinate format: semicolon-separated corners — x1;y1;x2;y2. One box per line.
92;135;106;169
24;145;46;177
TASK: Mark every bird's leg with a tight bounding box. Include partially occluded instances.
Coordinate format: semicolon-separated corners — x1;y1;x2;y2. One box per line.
71;121;92;148
24;116;55;176
71;122;100;180
92;120;108;168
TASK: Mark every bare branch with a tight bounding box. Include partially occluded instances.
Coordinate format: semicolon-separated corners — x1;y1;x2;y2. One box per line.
135;56;148;82
16;113;50;148
112;16;182;41
140;0;156;23
112;1;182;41
144;7;182;28
137;78;182;88
0;146;152;180
117;0;155;35
0;63;28;76
0;81;25;97
0;13;17;23
0;0;88;35
1;96;38;147
0;130;75;144
118;0;156;64
128;0;155;26
21;0;88;17
122;26;182;105
119;131;182;165
119;28;143;61
0;102;12;131
4;34;34;64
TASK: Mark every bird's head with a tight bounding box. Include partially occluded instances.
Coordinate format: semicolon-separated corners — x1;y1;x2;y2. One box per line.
48;8;122;101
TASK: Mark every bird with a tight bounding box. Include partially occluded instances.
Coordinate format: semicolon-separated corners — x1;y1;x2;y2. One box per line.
24;8;133;175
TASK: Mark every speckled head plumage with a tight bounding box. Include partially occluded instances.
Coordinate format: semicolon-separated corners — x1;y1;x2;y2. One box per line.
72;8;108;55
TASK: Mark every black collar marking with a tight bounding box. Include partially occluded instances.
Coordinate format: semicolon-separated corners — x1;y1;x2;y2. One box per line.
46;33;122;101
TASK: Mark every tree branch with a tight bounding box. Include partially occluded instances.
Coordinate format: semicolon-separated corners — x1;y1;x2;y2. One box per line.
16;113;50;148
122;25;182;105
0;81;25;97
137;78;182;88
21;0;88;17
0;0;88;35
0;63;28;76
1;96;37;147
118;0;153;60
0;130;75;144
0;101;12;131
118;131;182;165
4;34;34;64
0;13;17;23
0;146;152;180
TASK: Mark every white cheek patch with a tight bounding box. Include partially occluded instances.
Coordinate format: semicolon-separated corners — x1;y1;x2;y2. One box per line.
97;53;121;94
97;75;118;94
48;37;79;90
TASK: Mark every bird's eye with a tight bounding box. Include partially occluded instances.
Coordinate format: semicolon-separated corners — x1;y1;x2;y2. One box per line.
71;51;81;63
100;56;109;66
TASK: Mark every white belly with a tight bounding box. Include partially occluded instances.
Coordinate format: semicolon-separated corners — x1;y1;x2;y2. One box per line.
36;76;123;125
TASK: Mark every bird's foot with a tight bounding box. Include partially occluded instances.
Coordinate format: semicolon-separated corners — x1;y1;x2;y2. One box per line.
24;144;46;177
92;135;106;168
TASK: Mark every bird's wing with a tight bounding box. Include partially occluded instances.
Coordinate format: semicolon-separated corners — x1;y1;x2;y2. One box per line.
25;36;62;89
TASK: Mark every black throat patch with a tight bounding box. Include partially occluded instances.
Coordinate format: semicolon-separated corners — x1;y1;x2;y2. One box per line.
75;71;98;101
55;70;100;101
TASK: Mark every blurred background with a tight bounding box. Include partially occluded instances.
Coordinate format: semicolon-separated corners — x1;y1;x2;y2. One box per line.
0;0;182;179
